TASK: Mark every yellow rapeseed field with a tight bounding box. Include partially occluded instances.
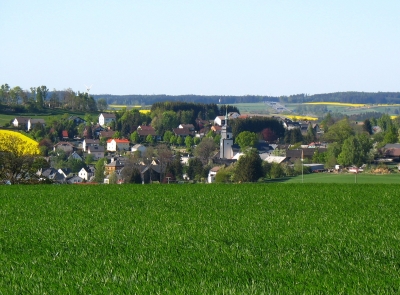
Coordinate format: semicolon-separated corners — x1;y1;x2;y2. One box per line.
0;130;40;155
285;115;318;121
304;102;366;107
139;110;151;114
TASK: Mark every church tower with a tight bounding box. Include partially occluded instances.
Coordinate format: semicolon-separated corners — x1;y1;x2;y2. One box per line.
220;109;233;159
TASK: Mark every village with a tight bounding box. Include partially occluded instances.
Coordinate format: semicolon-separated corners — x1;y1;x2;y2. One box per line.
7;105;400;185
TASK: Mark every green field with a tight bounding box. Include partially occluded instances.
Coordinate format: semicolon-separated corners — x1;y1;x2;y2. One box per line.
1;184;400;294
284;172;400;184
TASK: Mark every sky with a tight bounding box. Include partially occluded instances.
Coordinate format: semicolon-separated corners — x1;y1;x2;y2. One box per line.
1;0;399;96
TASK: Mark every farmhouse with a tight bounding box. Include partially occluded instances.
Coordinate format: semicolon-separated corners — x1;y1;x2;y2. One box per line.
53;141;74;154
98;113;116;127
12;117;29;128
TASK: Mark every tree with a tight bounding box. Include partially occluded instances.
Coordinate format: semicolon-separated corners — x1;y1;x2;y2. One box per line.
337;134;372;167
383;125;398;144
305;124;316;143
85;154;95;165
97;98;108;112
261;128;277;142
146;134;155;145
130;131;140;143
163;131;173;142
323;118;354;144
269;162;284;179
233;149;263;182
363;119;373;135
185;136;193;149
0;134;42;184
177;136;184;146
156;144;173;181
235;131;258;151
165;152;183;180
186;157;206;180
194;137;216;164
129;168;142;184
94;158;105;183
215;166;234;183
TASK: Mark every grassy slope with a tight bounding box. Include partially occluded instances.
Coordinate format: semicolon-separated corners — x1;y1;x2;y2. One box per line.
1;184;400;294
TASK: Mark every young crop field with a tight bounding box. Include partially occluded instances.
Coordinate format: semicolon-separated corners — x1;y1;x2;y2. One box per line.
1;184;400;294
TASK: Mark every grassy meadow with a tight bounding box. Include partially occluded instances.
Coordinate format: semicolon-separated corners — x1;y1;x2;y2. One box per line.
1;184;400;294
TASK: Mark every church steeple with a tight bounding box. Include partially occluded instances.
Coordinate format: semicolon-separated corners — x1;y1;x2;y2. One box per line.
220;106;233;158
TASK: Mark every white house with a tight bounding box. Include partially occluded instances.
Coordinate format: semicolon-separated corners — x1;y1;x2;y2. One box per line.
82;139;100;152
107;138;130;152
12;117;29;128
208;166;222;183
98;113;116;127
78;167;94;181
214;116;226;126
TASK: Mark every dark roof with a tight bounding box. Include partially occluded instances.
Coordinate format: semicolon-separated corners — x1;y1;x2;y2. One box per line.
99;130;116;138
173;128;191;136
137;128;156;136
286;148;327;159
30;118;45;124
100;113;116;118
88;145;105;152
14;117;30;123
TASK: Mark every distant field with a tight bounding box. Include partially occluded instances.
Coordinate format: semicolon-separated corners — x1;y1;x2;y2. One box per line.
108;104;151;112
2;184;400;293
304;102;366;107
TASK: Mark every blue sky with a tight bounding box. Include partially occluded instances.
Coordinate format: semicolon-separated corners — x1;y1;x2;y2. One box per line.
1;0;399;96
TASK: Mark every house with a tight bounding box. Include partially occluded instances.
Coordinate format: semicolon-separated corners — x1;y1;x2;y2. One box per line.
208;166;222;183
39;168;66;184
214;116;226;126
62;130;69;140
68;116;86;125
137;125;157;140
211;125;222;134
131;144;147;156
195;118;209;130
105;160;125;175
228;112;240;119
87;145;105;159
99;130;116;139
261;155;288;164
383;143;400;159
179;124;195;133
172;127;192;138
98;113;116;127
82;139;100;152
282;119;300;130
53;141;74;154
67;176;84;184
107;138;130;152
78;167;94;181
12;117;29;128
69;151;83;161
58;168;72;178
27;118;45;131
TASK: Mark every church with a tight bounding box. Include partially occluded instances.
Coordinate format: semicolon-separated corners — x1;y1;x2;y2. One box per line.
220;111;234;159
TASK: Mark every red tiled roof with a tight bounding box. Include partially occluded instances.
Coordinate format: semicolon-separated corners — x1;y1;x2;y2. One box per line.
62;130;68;137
